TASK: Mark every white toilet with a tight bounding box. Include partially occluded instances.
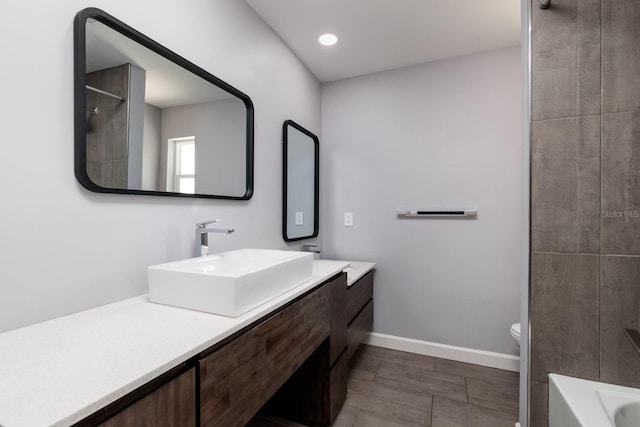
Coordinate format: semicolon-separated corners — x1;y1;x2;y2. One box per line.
510;323;521;346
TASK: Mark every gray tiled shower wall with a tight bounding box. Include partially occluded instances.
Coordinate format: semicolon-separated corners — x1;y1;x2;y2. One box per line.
530;0;640;426
86;64;130;188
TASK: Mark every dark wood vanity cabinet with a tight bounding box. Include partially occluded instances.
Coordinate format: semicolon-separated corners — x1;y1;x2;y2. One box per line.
328;273;348;366
325;273;349;421
265;270;374;425
96;368;197;427
263;273;348;425
346;270;374;361
76;269;374;427
199;282;331;426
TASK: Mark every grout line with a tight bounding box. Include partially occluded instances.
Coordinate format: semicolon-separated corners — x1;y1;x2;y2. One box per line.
464;377;469;403
465;400;521;418
533;252;640;259
598;278;603;384
531;113;602;123
350;407;359;427
531;251;599;256
373;358;381;379
601;108;640;115
599;0;604;386
599;253;640;258
434;395;520;419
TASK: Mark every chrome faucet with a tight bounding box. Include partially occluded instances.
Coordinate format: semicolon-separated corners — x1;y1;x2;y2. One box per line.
301;244;320;254
195;220;234;257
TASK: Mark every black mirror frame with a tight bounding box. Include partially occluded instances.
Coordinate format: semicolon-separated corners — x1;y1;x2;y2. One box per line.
73;7;254;200
282;120;319;242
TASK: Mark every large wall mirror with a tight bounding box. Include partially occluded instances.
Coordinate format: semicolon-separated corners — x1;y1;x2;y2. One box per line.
283;120;319;242
74;8;254;199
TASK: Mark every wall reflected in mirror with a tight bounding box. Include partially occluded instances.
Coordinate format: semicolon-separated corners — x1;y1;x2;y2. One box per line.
75;8;254;199
283;120;319;242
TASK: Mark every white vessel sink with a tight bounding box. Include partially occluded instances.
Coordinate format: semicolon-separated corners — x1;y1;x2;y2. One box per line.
148;249;314;317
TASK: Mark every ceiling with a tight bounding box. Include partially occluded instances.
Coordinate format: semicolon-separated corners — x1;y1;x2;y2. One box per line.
86;19;234;108
245;0;521;83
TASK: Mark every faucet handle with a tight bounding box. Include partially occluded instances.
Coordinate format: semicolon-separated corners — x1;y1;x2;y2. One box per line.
196;219;221;228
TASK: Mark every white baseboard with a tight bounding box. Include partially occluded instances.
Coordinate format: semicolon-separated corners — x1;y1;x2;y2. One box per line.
363;332;520;372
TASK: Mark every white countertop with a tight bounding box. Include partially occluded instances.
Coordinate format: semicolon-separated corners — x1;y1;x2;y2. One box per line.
0;260;350;427
339;261;376;286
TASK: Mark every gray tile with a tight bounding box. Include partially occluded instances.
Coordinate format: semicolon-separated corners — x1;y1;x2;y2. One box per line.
359;345;436;371
345;388;430;425
431;396;517;427
348;349;381;381
435;359;518;386
342;345;521;426
348;368;376;382
347;377;431;424
86;123;106;162
376;360;467;402
332;404;358;427
601;112;640;254
466;377;519;416
531;117;601;253
530;381;549;427
602;0;640;113
247;414;307;427
600;256;640;388
354;411;424;427
532;0;601;120
86;160;102;185
530;252;600;382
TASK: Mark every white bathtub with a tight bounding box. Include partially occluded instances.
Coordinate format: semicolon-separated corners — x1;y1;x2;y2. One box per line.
549;373;640;427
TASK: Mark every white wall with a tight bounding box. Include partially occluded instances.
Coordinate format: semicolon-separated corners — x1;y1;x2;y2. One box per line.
127;64;146;190
321;46;522;355
0;0;321;333
142;104;161;191
161;98;246;196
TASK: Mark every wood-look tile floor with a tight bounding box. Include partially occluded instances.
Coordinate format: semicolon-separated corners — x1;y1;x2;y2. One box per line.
251;345;519;427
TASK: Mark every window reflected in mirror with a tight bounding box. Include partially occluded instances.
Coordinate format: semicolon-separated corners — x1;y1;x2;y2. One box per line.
172;137;195;194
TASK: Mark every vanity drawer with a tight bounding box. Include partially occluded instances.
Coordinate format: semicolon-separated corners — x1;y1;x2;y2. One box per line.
98;368;196;427
346;270;374;323
324;350;348;424
347;299;373;361
199;284;331;427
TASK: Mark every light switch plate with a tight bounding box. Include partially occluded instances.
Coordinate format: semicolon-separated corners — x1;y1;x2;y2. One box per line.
344;212;353;227
295;211;304;225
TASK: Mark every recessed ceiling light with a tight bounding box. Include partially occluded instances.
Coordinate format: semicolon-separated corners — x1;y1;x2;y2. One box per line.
318;33;338;46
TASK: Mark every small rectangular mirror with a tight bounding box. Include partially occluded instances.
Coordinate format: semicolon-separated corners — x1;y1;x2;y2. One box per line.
283;120;319;242
74;8;254;199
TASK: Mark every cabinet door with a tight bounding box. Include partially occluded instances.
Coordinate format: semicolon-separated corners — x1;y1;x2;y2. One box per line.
346;271;374;323
347;299;374;361
199;284;331;427
328;272;347;367
324;350;347;424
98;368;196;427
